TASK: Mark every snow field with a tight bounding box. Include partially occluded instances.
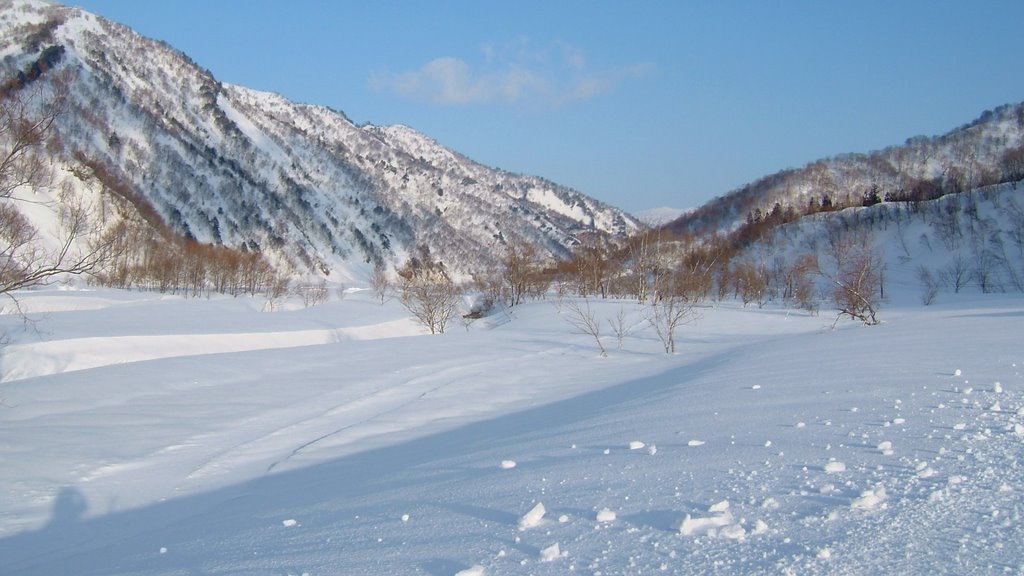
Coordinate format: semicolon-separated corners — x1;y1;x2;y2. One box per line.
0;288;1021;574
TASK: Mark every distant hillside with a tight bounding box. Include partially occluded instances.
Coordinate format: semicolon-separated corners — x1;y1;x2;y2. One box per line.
743;179;1024;304
665;103;1024;239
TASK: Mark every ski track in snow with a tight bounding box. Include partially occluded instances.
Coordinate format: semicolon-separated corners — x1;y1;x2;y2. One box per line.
0;289;1022;575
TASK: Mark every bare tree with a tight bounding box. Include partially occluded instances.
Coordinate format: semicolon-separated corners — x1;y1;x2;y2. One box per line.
646;286;696;354
607;307;633;350
562;298;607;357
941;253;971;293
0;187;116;297
570;236;611;299
369;266;391;304
501;236;549;306
917;265;939;305
399;266;461;334
1;69;69;200
784;253;819;313
820;229;884;325
625;230;659;303
296;279;328;308
732;259;770;308
1;69;115;301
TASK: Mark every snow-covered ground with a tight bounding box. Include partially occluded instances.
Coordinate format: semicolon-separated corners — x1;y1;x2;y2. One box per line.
0;287;1022;575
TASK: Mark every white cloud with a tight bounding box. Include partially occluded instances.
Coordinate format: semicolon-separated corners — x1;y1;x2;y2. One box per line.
370;41;653;107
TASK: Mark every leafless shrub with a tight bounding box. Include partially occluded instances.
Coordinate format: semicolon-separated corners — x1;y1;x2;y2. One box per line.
647;289;697;354
399;266;461;334
562;298;607;357
607;307;633;350
369;266;391;305
917;265;939;305
296;279;328;308
820;229;884;325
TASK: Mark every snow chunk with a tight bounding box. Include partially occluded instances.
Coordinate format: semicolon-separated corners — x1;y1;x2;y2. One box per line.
500;460;517;469
708;500;730;514
993;382;1003;393
818;547;832;560
954;369;962;377
647;443;658;455
824;461;846;473
596;508;616;523
282;519;298;527
678;513;731;536
539;543;563;562
629;441;646;450
687;440;705;447
851;484;887;510
455;566;486;576
678;500;738;538
518;502;546;530
877;440;894;455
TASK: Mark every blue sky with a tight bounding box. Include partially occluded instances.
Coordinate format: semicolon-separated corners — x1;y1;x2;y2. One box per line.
72;1;1024;214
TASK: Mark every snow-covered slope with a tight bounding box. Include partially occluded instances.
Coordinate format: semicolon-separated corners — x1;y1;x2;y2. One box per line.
667;101;1024;237
744;180;1024;302
0;0;639;280
0;284;1021;574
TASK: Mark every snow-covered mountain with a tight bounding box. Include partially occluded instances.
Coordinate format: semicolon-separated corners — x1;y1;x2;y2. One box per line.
0;0;639;280
666;101;1024;238
633;206;689;227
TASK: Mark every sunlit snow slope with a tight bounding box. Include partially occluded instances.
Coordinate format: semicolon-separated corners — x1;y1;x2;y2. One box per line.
0;287;1021;575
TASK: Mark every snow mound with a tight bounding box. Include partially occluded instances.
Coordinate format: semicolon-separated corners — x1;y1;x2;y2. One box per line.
678;500;748;539
851;484;887;510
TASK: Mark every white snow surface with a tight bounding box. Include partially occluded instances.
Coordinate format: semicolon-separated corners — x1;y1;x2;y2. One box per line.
1;288;1023;575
